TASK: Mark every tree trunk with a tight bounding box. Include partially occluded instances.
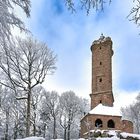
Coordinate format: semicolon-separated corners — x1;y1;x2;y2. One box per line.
43;124;46;138
67;113;71;140
5;123;8;140
33;123;36;136
5;110;9;140
67;122;71;140
136;122;140;134
53;117;57;139
13;122;18;140
26;91;31;137
64;128;67;140
33;111;36;136
38;126;42;136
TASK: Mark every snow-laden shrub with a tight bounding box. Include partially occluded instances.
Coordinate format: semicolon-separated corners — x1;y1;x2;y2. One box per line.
120;132;140;140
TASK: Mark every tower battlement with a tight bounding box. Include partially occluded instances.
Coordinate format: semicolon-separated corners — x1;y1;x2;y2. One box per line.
91;35;113;52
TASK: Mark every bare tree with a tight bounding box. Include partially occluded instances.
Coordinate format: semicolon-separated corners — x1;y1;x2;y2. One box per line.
121;93;140;134
66;0;140;26
0;37;57;137
59;91;82;140
39;105;51;138
66;0;111;13
1;88;11;140
128;0;140;26
12;99;27;139
41;91;60;139
0;0;30;41
0;87;16;140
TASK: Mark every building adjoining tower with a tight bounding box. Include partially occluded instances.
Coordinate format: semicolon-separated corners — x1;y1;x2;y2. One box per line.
80;35;133;138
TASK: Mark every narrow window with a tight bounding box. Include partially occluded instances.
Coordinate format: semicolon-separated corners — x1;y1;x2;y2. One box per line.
100;100;102;103
100;46;101;49
99;78;102;82
100;62;102;65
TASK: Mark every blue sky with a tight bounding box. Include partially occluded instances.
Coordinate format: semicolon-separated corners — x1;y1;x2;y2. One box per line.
23;0;140;108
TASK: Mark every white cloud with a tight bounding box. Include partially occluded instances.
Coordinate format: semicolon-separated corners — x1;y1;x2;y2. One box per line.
114;90;138;109
25;0;140;110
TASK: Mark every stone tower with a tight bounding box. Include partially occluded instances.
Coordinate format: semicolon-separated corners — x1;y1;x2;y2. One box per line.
90;34;114;109
80;35;133;138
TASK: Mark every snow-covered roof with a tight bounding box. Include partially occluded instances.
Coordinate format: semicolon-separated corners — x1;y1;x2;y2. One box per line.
89;104;121;116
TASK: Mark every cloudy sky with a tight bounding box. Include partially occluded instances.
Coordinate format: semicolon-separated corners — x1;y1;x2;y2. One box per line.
21;0;140;108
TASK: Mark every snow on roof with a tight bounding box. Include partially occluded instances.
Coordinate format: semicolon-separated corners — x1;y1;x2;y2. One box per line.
89;104;121;116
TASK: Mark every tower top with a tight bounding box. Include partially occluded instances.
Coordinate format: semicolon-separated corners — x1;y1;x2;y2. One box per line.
92;35;112;45
91;35;112;51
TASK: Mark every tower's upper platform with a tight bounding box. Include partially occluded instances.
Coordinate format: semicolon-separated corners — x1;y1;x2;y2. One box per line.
91;34;112;51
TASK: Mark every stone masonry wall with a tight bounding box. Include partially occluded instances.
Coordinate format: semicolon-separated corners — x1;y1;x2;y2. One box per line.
80;114;133;138
90;92;114;109
90;38;114;109
122;120;133;133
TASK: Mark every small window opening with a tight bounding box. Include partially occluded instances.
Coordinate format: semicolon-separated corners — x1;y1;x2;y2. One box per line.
95;119;103;127
100;62;102;65
100;47;101;49
100;100;102;103
99;78;102;82
107;120;115;128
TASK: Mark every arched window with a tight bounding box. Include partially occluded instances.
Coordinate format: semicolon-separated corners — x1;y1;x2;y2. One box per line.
95;119;103;127
107;120;115;128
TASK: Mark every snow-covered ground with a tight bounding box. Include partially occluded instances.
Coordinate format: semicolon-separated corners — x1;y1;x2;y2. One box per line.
16;137;45;140
121;132;140;139
16;131;140;140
